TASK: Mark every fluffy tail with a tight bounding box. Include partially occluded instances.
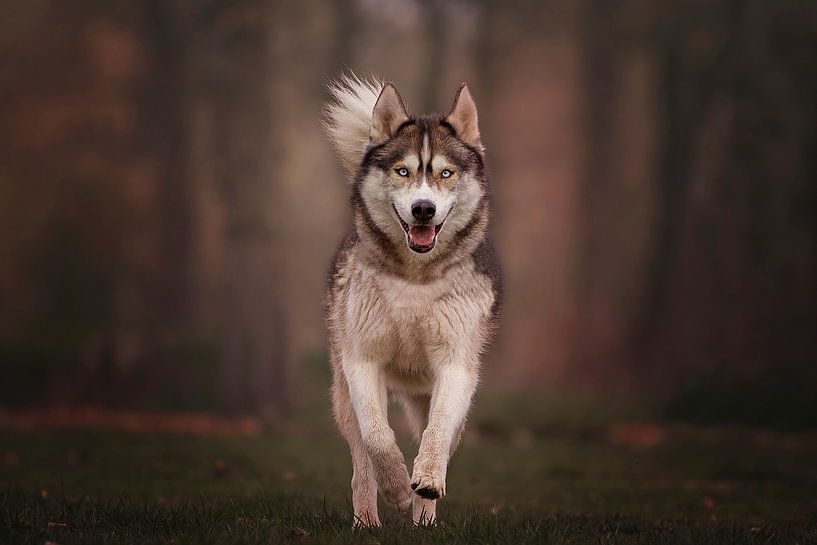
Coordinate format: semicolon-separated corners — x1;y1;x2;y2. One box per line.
323;73;383;179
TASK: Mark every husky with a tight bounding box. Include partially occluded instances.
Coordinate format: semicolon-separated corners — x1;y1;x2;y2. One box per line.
323;74;501;527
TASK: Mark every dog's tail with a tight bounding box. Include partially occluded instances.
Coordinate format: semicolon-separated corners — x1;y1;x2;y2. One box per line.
323;73;383;179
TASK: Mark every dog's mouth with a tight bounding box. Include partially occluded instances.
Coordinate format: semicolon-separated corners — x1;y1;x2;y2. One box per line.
392;204;450;254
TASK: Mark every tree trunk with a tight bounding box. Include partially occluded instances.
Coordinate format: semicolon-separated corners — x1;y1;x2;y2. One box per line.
630;2;742;381
419;0;445;113
205;0;287;415
572;0;623;376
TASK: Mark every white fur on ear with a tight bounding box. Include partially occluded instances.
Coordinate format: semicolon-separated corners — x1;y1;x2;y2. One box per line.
446;84;482;150
370;83;410;146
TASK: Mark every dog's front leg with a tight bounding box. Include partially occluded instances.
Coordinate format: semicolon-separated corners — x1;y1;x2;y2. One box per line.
343;357;412;511
411;362;477;501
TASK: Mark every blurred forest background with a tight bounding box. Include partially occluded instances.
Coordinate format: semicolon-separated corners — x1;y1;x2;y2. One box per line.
1;0;816;426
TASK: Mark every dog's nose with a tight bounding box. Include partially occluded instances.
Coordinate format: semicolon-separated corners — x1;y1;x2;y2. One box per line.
411;200;436;222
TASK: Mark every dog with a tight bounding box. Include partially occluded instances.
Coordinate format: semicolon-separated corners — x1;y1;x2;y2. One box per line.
323;74;501;526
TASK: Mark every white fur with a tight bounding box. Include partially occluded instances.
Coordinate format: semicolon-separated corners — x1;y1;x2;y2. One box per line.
326;77;498;528
331;249;494;524
391;178;457;230
323;73;384;178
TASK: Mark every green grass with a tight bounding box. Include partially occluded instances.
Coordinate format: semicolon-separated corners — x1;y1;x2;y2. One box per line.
1;418;816;545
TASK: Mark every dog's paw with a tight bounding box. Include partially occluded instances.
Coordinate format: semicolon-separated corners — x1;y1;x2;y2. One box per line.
382;486;412;512
410;460;446;500
372;450;412;511
376;467;412;511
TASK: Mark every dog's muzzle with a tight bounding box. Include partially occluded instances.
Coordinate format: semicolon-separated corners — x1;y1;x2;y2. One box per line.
392;204;450;253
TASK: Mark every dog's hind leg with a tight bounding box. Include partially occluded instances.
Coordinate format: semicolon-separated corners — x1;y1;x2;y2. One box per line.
400;393;431;442
332;368;380;527
412;496;437;526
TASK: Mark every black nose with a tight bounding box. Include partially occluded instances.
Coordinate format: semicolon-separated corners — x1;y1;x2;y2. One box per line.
411;200;436;222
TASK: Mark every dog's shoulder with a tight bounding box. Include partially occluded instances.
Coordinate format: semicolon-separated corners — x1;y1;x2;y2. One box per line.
326;230;358;306
469;236;503;320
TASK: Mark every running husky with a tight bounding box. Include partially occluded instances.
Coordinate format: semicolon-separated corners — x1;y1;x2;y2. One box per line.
323;75;501;526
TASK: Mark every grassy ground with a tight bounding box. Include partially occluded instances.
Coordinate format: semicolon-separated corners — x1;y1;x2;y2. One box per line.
2;423;816;544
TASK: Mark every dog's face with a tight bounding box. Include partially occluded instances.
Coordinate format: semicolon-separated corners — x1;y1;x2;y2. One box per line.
357;84;485;255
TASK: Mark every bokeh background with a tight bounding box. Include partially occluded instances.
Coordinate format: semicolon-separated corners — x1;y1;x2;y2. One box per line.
2;0;816;429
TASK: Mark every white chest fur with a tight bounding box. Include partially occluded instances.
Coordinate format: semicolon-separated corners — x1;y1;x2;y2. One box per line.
342;260;494;393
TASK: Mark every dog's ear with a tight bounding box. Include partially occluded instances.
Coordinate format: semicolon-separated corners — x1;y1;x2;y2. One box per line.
370;83;409;146
446;83;481;150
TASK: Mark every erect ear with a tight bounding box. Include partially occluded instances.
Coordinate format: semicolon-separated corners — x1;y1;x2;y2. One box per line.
369;83;410;146
445;83;482;150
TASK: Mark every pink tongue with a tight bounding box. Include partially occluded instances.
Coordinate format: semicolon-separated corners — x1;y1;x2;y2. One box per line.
408;225;435;246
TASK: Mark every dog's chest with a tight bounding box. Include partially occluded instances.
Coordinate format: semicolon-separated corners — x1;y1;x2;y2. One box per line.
378;274;448;339
342;260;493;379
379;274;445;319
371;275;452;386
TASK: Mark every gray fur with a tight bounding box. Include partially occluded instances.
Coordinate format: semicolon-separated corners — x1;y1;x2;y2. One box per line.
324;76;501;526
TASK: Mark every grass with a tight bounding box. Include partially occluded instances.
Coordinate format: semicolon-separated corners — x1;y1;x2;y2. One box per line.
4;492;813;545
1;408;816;545
2;385;817;545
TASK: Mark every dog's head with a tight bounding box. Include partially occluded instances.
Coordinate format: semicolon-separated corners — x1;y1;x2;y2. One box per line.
356;83;486;256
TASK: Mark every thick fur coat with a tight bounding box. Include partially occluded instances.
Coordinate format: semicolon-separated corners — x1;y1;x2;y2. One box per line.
324;74;501;526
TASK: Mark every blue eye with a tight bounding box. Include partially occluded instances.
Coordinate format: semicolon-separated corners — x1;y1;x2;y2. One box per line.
441;169;453;178
396;167;409;177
